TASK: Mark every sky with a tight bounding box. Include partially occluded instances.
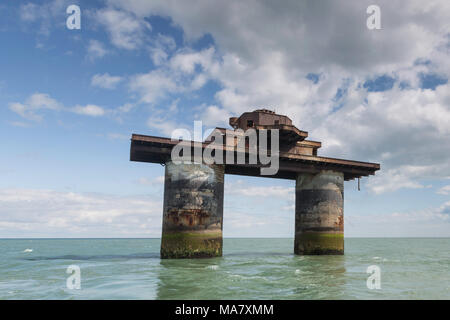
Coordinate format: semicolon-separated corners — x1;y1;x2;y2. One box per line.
1;0;450;238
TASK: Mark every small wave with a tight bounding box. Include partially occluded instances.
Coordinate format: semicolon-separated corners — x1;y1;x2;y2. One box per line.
229;274;269;281
23;249;33;253
295;269;313;275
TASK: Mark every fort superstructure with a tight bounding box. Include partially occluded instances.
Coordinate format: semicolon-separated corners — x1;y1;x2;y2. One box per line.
130;109;380;258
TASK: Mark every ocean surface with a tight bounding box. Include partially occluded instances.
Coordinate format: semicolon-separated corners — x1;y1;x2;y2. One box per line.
0;238;449;300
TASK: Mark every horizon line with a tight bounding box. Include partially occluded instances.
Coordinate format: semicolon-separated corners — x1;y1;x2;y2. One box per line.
0;236;449;240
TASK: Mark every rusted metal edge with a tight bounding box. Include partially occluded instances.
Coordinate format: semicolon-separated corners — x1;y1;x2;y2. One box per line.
131;134;380;171
254;124;309;139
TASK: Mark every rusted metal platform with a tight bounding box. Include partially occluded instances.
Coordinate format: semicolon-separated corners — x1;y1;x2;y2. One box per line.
130;133;380;181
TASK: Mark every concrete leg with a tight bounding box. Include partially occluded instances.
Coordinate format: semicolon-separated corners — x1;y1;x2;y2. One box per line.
295;170;344;255
161;161;224;259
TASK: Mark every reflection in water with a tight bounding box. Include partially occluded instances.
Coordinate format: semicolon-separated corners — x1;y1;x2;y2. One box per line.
157;257;225;300
156;251;347;300
291;255;346;299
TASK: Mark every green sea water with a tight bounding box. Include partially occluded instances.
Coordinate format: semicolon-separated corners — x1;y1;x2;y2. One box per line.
0;238;449;300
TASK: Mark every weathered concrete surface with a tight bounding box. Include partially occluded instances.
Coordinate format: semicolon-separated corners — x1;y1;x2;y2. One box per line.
161;161;224;258
295;170;344;255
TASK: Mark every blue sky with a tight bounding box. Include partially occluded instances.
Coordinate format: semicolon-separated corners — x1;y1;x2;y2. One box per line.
1;0;450;238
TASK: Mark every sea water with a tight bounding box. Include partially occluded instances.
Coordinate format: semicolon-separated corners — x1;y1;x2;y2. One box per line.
0;238;449;299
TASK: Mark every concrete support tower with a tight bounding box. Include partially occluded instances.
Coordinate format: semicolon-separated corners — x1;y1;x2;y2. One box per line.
161;161;225;259
295;170;344;255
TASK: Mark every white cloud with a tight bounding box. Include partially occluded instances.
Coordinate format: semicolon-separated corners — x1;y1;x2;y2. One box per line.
437;185;450;195
109;0;449;73
227;185;294;200
366;168;428;195
314;84;450;193
128;47;216;105
129;69;178;104
19;0;69;36
137;176;165;185
9;93;106;121
96;8;151;50
87;40;108;61
148;34;176;65
149;47;168;66
16;1;450;196
109;103;137;123
9;93;61;121
72;104;105;117
146;116;182;136
200;105;232;127
106;1;450;197
168;98;179;112
87;1;450;201
0;188;162;237
91;73;123;89
19;3;39;22
144;33;177;66
225;211;276;230
169;47;215;74
116;103;135;113
346;201;450;237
